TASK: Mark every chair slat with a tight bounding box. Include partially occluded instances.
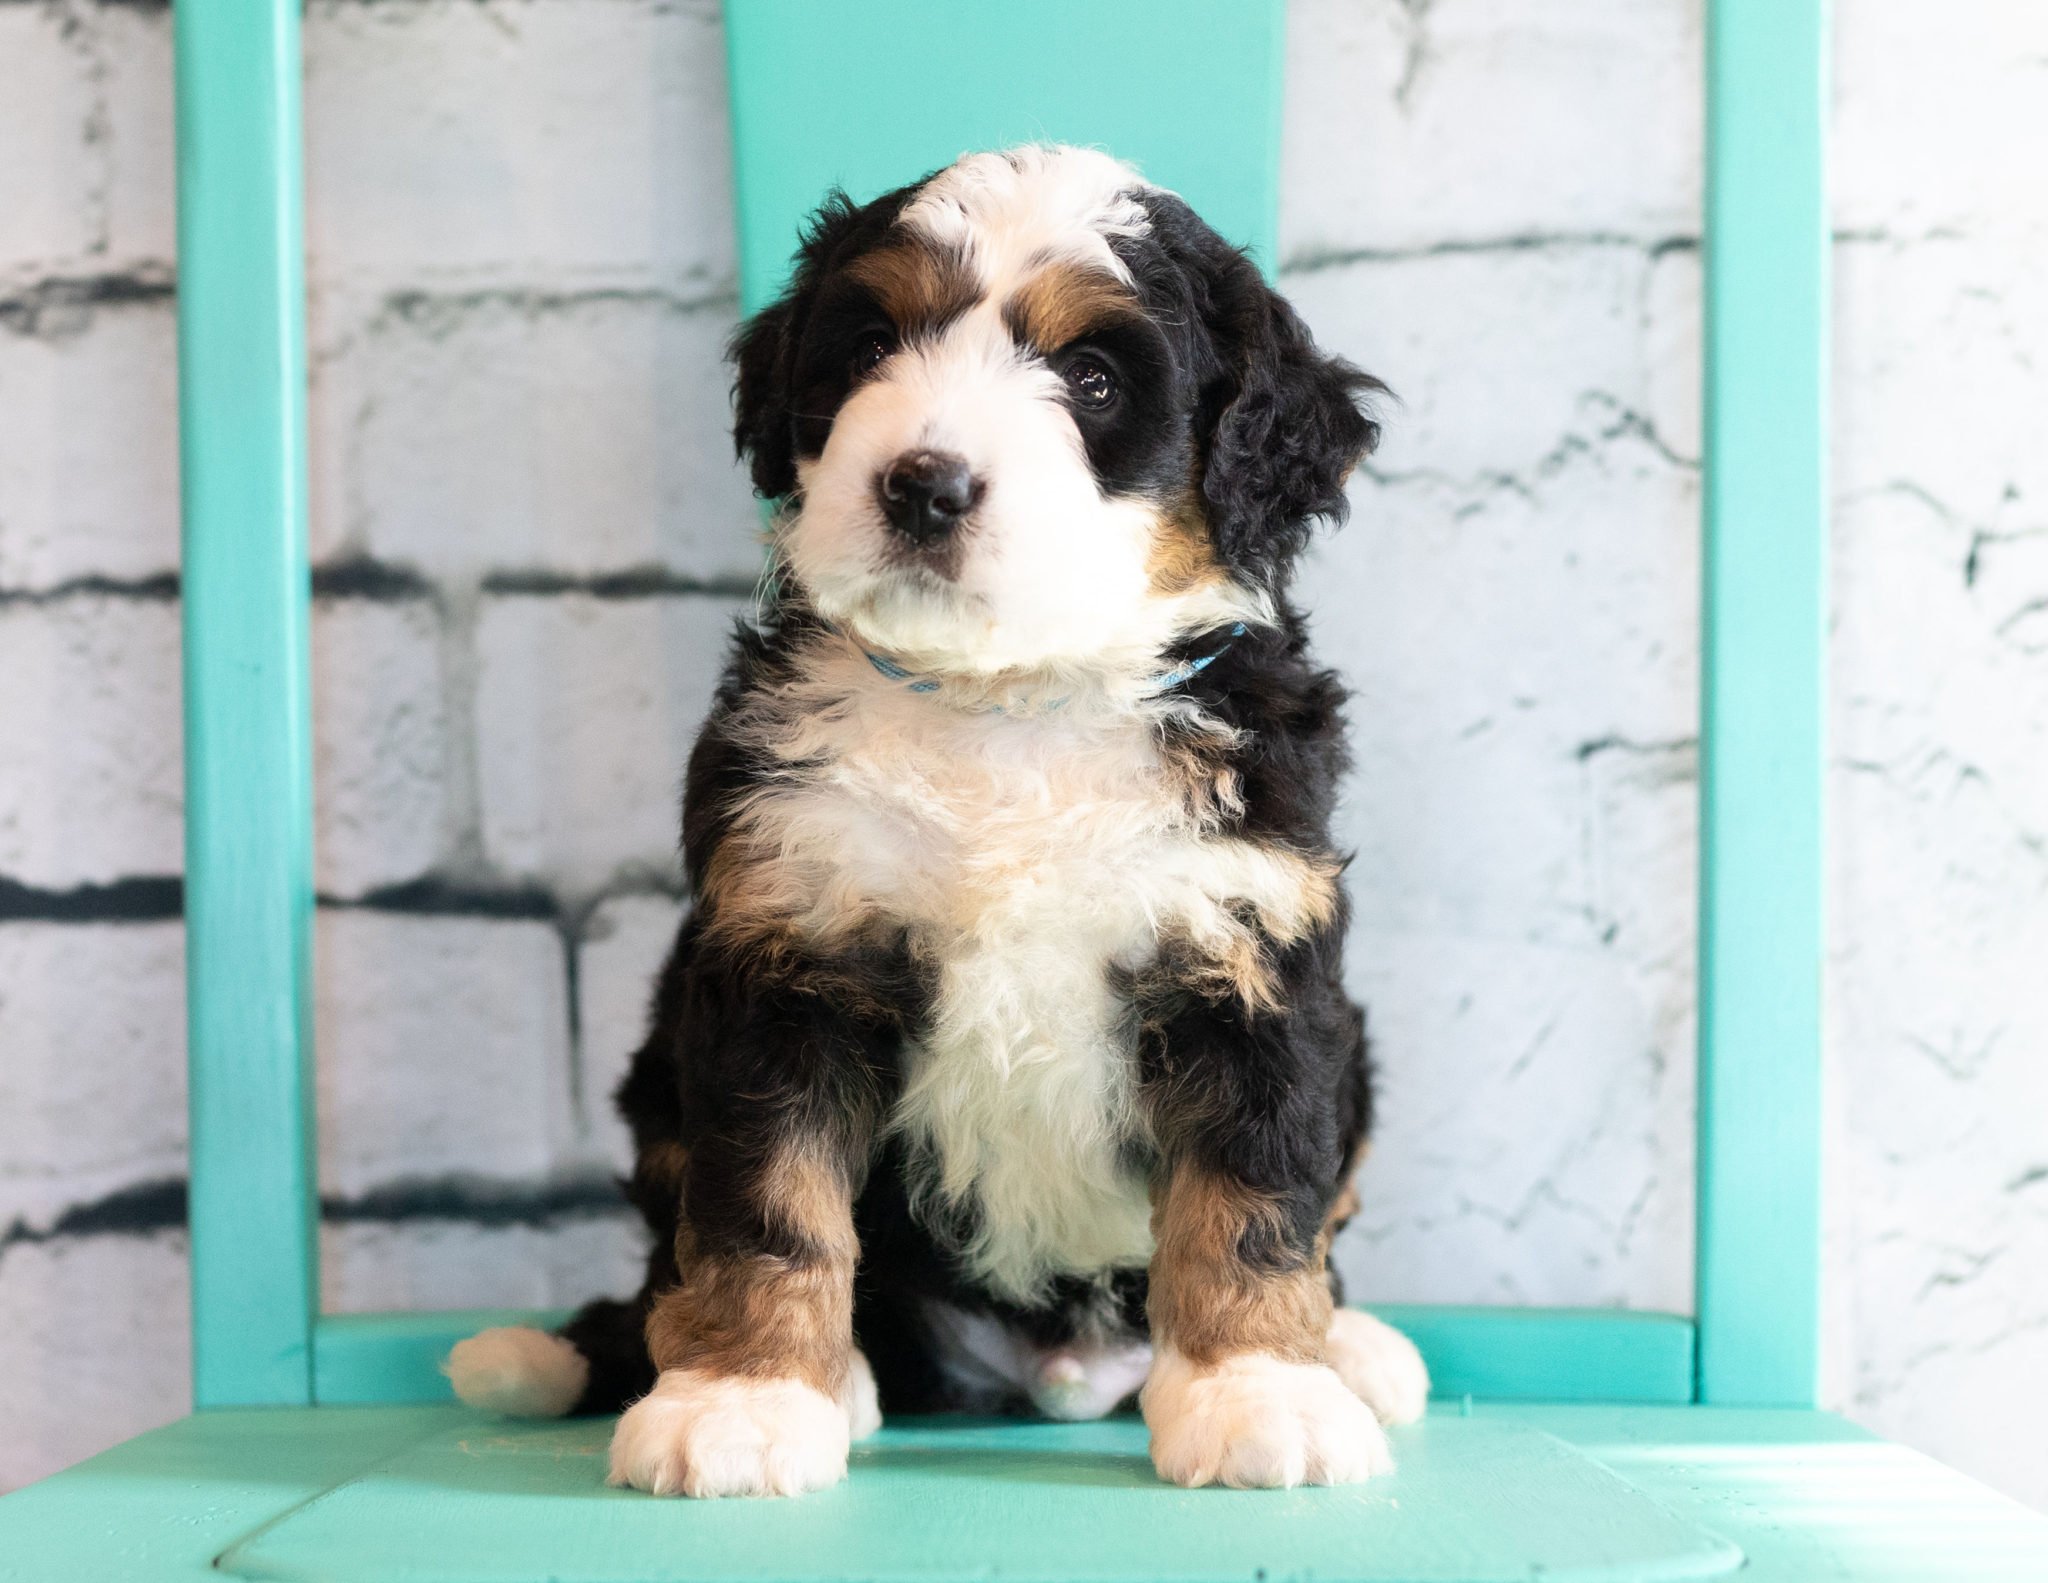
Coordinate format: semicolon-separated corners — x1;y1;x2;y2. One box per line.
724;0;1288;312
1695;0;1829;1406
175;0;319;1408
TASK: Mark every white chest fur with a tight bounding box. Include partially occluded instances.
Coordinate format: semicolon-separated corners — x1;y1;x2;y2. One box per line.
723;643;1318;1302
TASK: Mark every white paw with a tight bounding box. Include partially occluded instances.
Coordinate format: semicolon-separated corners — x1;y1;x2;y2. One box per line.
608;1370;850;1498
1030;1339;1153;1422
1326;1308;1430;1426
1142;1348;1393;1489
841;1348;883;1441
444;1326;588;1418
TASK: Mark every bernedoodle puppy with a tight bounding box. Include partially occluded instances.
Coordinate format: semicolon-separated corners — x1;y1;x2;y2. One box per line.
447;144;1429;1496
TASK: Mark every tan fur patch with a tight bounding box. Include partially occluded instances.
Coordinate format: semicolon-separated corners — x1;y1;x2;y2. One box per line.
1003;263;1140;354
1147;507;1225;598
645;1145;857;1395
847;240;979;335
1133;843;1342;1015
633;1139;691;1203
1325;1173;1362;1234
1148;1165;1332;1368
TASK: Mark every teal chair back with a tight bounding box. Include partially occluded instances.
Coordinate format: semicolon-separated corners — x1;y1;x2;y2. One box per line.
173;0;1826;1414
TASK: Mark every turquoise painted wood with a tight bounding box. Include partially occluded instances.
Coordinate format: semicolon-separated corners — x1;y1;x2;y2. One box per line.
314;1308;571;1405
147;0;1837;1431
311;1305;1694;1408
1375;1308;1695;1405
1694;0;1829;1408
174;0;319;1410
725;0;1287;311
148;0;1838;1418
9;1404;2048;1582
215;1415;1744;1582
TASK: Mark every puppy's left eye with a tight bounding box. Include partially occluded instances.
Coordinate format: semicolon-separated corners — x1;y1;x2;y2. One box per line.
1062;355;1118;410
851;333;894;380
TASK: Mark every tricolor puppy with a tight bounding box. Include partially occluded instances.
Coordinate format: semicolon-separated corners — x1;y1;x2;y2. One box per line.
448;145;1428;1495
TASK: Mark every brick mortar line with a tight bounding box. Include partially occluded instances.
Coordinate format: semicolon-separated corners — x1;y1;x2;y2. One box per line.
0;873;686;925
0;1171;636;1266
0;270;175;336
0;563;760;607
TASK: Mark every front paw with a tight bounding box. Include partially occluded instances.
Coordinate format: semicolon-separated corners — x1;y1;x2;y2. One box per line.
608;1369;850;1497
1142;1349;1393;1489
1326;1307;1430;1426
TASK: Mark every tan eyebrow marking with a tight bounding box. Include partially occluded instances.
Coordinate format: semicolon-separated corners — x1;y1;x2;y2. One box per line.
1003;263;1142;354
845;238;980;334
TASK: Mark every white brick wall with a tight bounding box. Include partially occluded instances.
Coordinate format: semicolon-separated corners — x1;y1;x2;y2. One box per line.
0;594;183;885
1;0;2043;1514
473;592;742;896
0;921;186;1227
0;287;179;587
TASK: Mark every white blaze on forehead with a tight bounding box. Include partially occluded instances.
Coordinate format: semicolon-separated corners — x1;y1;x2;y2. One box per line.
901;145;1151;296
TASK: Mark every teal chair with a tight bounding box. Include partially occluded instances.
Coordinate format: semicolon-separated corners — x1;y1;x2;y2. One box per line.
3;1;2045;1578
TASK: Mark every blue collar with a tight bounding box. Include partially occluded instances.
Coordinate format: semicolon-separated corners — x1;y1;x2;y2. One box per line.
856;623;1247;709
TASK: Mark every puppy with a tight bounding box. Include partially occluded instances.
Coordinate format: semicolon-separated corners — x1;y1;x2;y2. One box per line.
447;145;1428;1495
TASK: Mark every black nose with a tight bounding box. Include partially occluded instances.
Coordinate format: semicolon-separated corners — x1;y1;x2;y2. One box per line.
878;450;978;544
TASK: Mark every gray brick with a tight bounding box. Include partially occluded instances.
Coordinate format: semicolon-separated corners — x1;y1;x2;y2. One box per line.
1282;0;1699;261
303;0;734;289
1835;1;2048;240
312;290;761;583
1834;236;2048;525
473;592;741;898
0;9;101;270
0;921;186;1230
97;3;177;272
313;599;453;898
0;291;180;589
0;596;182;887
322;1215;645;1316
1284;244;1675;491
314;910;574;1196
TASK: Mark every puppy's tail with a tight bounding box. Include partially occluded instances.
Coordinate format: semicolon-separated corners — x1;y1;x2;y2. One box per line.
443;1297;655;1418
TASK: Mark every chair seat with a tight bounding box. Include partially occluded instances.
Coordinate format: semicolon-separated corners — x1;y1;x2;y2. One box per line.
2;1402;2043;1583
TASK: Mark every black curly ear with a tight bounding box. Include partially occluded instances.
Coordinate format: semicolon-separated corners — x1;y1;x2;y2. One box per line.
1120;190;1383;583
727;191;870;501
729;195;857;501
731;293;798;499
1199;259;1383;581
733;290;794;497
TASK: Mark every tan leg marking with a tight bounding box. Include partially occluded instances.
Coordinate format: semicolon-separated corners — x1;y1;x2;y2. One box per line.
644;1144;857;1398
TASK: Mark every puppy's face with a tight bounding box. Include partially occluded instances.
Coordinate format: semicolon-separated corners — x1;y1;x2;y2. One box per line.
733;146;1381;677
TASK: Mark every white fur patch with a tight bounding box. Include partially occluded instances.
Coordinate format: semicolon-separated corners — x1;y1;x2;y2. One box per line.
924;1299;1152;1420
1326;1308;1431;1426
1032;1341;1156;1422
723;641;1329;1302
1142;1348;1393;1489
443;1325;588;1419
841;1347;883;1441
608;1370;850;1499
903;145;1151;296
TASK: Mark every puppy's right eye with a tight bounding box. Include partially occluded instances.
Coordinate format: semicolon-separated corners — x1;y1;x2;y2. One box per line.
851;333;894;380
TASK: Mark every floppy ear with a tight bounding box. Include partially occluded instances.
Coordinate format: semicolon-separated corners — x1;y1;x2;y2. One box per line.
1191;242;1384;580
728;190;871;501
731;294;798;500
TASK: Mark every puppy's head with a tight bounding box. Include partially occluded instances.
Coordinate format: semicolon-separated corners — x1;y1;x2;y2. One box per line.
733;145;1381;678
